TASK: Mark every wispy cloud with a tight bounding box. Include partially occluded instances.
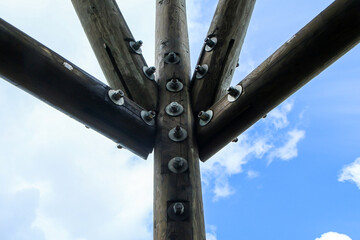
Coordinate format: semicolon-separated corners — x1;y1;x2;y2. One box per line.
268;129;305;164
338;157;360;189
201;100;306;200
206;225;217;240
315;232;352;240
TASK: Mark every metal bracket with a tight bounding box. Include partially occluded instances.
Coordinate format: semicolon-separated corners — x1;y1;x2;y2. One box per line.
165;102;184;117
108;89;125;105
205;37;217;52
141;110;156;126
168;202;189;221
129;40;143;55
168;126;187;142
168;157;188;173
164;52;180;64
227;85;243;102
166;78;184;92
143;66;156;81
195;64;208;80
198;110;213;127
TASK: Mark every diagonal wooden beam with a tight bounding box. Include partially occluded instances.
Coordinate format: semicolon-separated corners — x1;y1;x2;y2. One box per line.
0;18;155;159
71;0;158;110
196;0;360;162
191;0;256;114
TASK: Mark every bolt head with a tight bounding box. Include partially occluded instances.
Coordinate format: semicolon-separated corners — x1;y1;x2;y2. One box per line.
173;158;184;169
173;202;185;215
112;90;124;101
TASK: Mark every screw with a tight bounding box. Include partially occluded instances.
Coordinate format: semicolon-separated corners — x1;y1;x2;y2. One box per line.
174;126;183;138
198;111;210;121
145;66;156;76
227;86;240;97
111;90;125;101
173;202;185;215
144;111;156;121
173;157;184;170
195;65;206;75
170;102;180;113
170;79;179;89
132;40;143;50
168;52;177;62
205;37;216;48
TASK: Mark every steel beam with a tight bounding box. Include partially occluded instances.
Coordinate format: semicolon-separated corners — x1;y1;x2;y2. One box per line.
197;0;360;161
0;18;155;159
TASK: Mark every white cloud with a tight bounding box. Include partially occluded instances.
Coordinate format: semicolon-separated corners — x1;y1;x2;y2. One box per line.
267;101;294;129
315;232;352;240
339;158;360;189
206;225;217;240
268;129;305;164
247;170;260;179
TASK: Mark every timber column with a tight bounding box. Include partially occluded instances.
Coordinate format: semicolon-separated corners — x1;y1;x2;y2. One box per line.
154;0;205;239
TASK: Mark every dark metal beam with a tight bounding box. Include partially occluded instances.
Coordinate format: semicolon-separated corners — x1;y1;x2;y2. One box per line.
191;0;256;114
0;18;155;159
197;0;360;162
71;0;158;110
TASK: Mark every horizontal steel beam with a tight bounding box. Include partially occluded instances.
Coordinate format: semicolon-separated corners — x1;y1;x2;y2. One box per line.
196;0;360;161
191;0;256;114
0;18;155;159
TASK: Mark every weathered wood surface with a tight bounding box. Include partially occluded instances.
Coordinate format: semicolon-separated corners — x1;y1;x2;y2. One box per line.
71;0;158;110
154;0;205;239
0;18;155;159
191;0;256;114
197;0;360;161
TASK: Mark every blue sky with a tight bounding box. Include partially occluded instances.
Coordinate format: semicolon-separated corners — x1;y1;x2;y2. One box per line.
0;0;359;240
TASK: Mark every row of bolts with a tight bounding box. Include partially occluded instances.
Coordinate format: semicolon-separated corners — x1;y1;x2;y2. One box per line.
110;37;243;218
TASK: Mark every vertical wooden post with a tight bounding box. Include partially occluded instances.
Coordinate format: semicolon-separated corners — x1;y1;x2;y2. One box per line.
154;0;205;239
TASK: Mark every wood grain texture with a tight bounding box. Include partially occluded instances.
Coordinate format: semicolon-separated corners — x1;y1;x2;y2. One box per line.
0;18;155;159
71;0;158;110
197;0;360;161
154;0;205;239
191;0;256;114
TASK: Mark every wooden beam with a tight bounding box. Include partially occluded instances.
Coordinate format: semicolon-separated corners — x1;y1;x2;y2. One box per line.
154;0;205;239
0;18;155;159
190;0;256;114
71;0;158;110
197;0;360;162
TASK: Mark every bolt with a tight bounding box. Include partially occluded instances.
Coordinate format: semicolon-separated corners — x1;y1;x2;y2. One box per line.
173;202;185;215
174;125;183;138
195;65;206;75
168;52;177;62
111;90;125;101
236;62;240;68
132;40;143;50
263;114;267;119
232;138;239;143
144;110;156;121
205;37;216;48
145;66;156;76
117;144;123;149
170;79;180;89
227;86;240;97
170;102;180;113
172;157;184;170
198;111;210;121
